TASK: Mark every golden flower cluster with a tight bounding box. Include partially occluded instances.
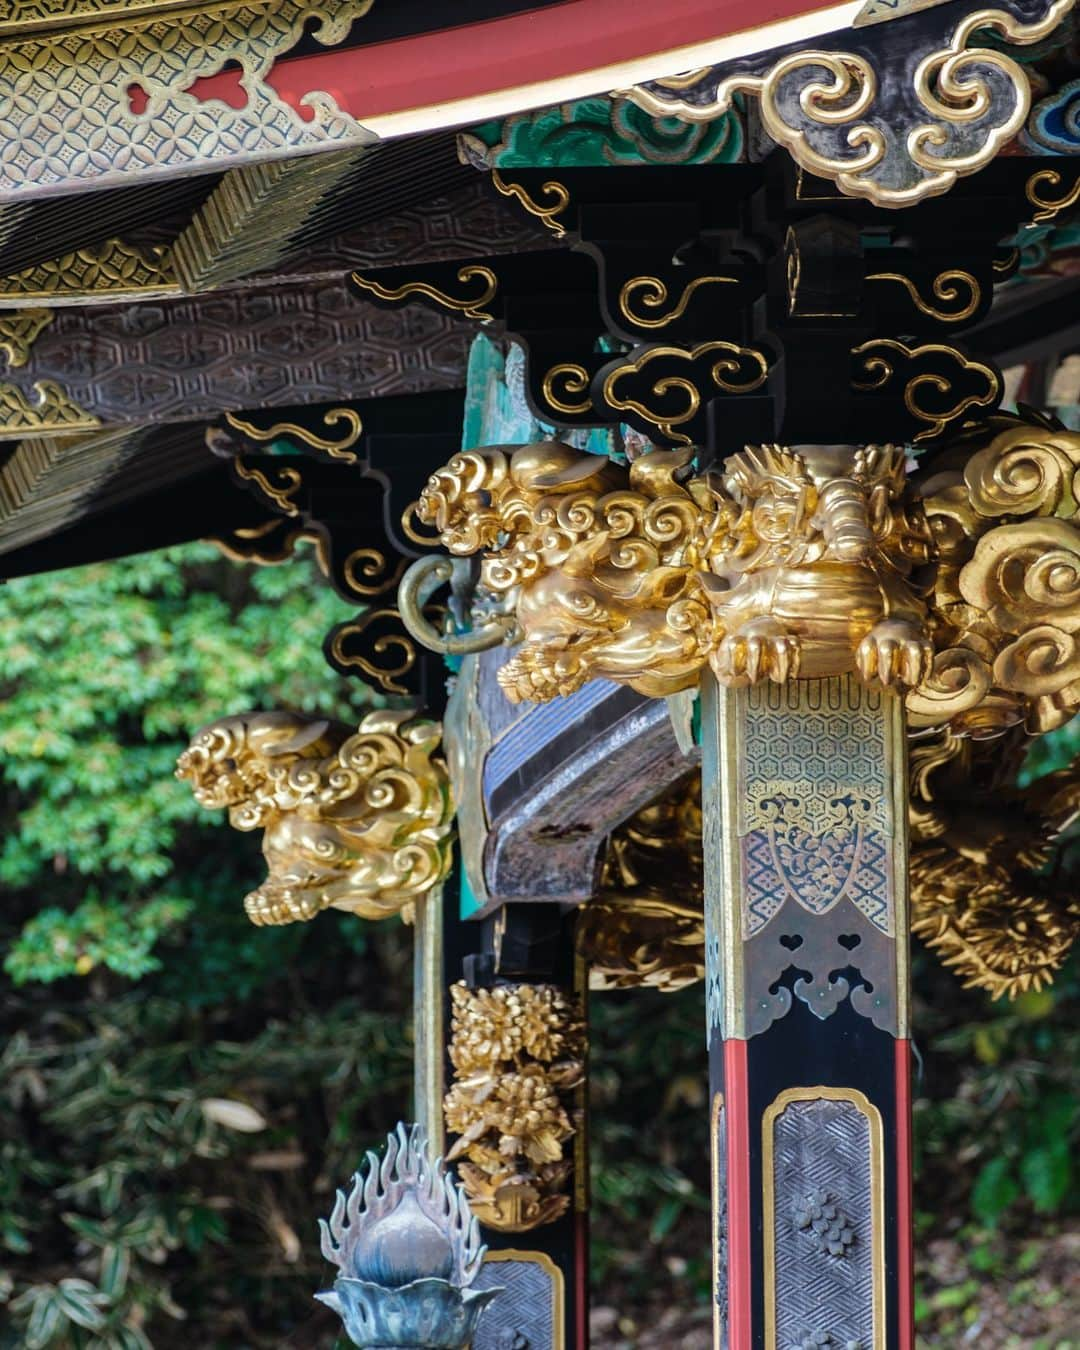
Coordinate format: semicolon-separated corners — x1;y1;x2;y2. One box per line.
444;981;584;1232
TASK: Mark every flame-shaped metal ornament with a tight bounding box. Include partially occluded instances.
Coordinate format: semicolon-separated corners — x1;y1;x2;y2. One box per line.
316;1123;501;1348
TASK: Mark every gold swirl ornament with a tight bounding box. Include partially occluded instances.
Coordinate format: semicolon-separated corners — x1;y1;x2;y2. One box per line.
398;554;521;656
622;1;1076;208
177;709;453;927
225;407;363;463
351;266;498;321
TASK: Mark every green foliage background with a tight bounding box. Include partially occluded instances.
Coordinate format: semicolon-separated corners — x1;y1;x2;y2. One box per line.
0;545;1076;1348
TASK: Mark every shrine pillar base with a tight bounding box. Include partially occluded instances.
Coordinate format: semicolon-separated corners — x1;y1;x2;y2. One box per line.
701;674;913;1350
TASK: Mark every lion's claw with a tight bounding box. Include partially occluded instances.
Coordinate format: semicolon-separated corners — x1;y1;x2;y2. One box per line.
855;620;933;689
712;619;801;686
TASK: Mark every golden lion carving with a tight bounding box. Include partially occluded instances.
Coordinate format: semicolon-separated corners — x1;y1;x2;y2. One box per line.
412;417;1080;737
176;709;453;925
416;440;933;701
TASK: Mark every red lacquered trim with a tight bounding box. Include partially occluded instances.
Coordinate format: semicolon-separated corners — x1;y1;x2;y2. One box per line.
576;1210;589;1348
188;0;864;135
724;1039;753;1350
895;1039;915;1350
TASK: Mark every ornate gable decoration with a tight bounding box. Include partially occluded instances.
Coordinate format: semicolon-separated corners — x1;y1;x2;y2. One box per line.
625;0;1076;207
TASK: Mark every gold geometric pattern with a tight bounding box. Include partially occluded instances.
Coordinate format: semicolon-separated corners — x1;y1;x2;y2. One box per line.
0;380;99;435
0;241;178;303
0;308;52;367
0;0;376;199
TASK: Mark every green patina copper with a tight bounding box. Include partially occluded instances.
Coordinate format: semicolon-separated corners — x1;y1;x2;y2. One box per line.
461;94;744;169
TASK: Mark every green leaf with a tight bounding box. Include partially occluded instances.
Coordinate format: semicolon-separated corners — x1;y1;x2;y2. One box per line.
1020;1145;1072;1214
55;1279;108;1331
99;1244;130;1298
24;1293;62;1349
971;1157;1021;1225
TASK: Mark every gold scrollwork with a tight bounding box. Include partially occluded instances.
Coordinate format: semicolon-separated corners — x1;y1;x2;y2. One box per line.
865;269;981;323
224;407;363;463
1024;167;1080;226
398;554;520;656
177;709;453;927
211;518;313;566
342;547;403;598
400;499;440;548
852;340;1001;441
351;265;498;322
623;1;1075;208
541;362;593;415
326;608;419;696
910;413;1080;736
602;342;768;444
490;168;571;238
232;457;303;516
618;274;737;329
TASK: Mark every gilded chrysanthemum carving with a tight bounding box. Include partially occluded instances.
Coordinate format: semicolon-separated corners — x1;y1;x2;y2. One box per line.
444;981;584;1232
176;709;453;926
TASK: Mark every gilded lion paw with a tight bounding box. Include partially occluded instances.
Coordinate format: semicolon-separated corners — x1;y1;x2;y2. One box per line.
855;619;933;689
712;619;801;686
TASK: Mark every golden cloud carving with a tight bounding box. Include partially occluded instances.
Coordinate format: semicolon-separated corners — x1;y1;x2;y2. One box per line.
913;414;1080;735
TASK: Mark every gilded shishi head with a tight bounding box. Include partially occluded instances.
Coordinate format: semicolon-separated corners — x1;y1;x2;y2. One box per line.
415;442;723;701
699;443;934;686
177;710;453;925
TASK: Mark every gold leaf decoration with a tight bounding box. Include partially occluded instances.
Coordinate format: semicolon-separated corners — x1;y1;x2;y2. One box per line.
0;381;99;435
0;308;52;367
911;414;1080;735
176;709;453;926
909;730;1080;999
0;240;178;302
579;777;705;992
444;981;584;1232
413;441;933;701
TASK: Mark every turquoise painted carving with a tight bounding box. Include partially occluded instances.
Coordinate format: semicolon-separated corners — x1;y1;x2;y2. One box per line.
461;95;744;169
1026;75;1080;153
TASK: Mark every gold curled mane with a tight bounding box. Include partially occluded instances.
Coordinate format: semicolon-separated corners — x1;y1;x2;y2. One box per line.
177;708;453;925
